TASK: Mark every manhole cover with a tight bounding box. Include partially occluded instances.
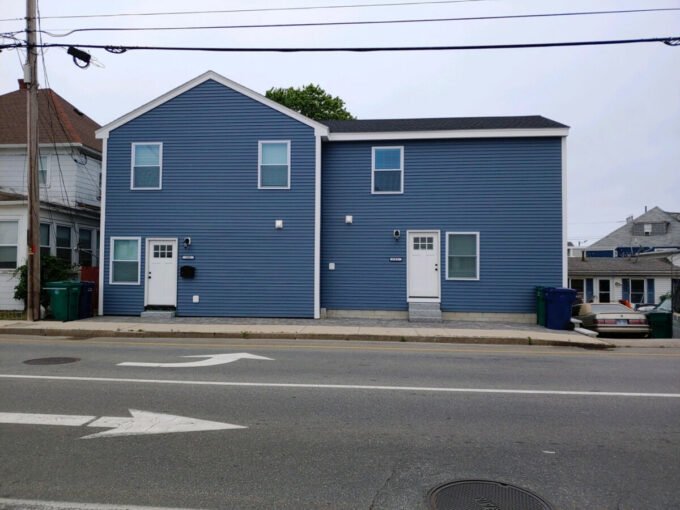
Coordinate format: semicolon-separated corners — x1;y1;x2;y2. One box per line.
429;480;552;510
23;357;80;365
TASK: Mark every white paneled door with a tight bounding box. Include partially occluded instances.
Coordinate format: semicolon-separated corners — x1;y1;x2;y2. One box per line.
407;231;440;300
146;239;177;307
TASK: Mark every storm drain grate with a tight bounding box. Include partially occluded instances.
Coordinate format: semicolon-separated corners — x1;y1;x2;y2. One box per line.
429;480;553;510
23;357;80;365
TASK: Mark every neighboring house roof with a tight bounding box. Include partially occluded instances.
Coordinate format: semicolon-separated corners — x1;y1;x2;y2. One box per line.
0;81;101;153
0;187;99;216
568;257;676;277
587;207;680;250
321;116;568;132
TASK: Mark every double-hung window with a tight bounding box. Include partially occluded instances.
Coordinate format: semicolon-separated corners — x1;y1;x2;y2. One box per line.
259;141;290;189
78;228;93;266
110;238;140;284
0;221;18;269
40;223;51;258
56;225;72;263
132;143;162;190
446;232;480;280
372;147;403;194
38;155;49;186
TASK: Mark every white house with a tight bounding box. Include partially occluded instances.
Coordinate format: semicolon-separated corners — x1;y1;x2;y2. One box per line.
0;80;101;311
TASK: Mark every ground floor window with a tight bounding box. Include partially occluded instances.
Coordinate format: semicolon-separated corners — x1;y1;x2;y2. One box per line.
598;279;611;303
446;232;479;280
622;278;655;304
40;223;51;258
78;228;93;266
630;279;645;304
111;237;140;284
0;220;18;269
56;225;72;263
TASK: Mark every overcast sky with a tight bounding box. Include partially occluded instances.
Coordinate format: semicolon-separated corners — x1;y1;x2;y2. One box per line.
1;0;678;246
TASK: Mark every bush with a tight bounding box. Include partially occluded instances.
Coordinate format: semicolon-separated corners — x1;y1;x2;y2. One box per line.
13;255;78;309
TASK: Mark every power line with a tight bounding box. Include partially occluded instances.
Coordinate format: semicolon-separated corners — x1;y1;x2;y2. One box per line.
4;36;676;55
37;8;680;38
0;0;489;23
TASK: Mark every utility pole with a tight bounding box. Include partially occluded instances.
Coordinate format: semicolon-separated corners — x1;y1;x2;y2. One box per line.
26;0;41;321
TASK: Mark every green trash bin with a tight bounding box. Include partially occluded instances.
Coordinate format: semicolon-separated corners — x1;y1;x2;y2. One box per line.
44;280;81;322
647;311;673;338
536;286;547;326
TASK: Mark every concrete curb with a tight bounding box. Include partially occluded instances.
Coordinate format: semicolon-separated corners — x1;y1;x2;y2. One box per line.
0;326;614;349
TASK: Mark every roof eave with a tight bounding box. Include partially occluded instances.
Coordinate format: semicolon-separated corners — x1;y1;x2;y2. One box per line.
324;127;569;142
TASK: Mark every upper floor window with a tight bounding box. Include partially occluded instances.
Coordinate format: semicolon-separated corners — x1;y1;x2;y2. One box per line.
446;232;480;280
39;155;49;186
131;143;162;190
0;220;18;269
372;147;403;194
258;141;290;189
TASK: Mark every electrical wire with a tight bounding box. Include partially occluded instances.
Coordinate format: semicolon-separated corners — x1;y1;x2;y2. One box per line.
6;36;675;55
38;7;680;38
0;0;489;22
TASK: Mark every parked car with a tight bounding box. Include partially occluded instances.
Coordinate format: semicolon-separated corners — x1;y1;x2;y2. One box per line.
572;303;650;337
634;303;657;312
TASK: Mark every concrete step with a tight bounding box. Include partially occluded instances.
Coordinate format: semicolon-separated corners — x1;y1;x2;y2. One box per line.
140;310;176;319
408;302;442;322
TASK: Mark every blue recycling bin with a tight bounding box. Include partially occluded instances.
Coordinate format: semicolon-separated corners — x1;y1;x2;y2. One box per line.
544;287;577;330
78;281;96;319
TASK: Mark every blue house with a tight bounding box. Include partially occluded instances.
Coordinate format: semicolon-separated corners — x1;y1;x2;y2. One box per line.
96;71;569;322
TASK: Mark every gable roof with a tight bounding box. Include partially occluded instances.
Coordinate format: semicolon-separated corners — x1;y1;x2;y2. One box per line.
588;207;680;250
322;116;567;133
568;256;675;277
0;83;101;153
96;70;330;139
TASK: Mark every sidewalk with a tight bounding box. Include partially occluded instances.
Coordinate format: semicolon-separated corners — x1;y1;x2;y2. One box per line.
0;316;615;349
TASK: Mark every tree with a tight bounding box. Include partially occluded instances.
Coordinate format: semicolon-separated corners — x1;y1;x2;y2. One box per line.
265;84;354;121
14;255;77;310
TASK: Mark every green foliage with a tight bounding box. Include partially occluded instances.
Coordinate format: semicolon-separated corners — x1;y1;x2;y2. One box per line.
13;255;78;309
265;84;355;121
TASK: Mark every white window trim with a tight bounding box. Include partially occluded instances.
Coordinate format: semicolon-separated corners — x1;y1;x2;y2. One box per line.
258;140;291;190
371;146;404;195
55;224;73;265
131;142;163;190
445;231;480;281
109;236;141;285
0;219;20;271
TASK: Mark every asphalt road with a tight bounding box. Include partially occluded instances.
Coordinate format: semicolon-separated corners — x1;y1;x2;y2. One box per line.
0;335;679;510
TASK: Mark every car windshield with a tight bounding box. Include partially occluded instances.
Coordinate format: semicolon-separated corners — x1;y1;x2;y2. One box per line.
655;299;672;312
590;304;634;313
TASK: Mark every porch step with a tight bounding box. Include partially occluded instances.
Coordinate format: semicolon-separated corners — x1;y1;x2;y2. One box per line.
140;310;176;319
408;302;442;322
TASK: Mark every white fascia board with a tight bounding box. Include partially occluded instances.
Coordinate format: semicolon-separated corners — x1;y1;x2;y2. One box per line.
96;70;329;139
325;127;569;142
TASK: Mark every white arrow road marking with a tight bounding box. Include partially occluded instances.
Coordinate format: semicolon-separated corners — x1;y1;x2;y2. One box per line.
117;352;273;368
0;409;246;439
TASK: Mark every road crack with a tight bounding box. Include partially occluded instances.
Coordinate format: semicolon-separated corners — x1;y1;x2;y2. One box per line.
368;460;399;510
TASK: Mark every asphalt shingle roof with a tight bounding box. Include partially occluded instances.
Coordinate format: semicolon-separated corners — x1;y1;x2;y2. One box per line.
568;257;676;276
321;115;568;133
588;207;680;250
0;83;101;153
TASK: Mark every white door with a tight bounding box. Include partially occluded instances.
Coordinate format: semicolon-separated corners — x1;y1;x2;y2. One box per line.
408;231;440;299
146;239;177;307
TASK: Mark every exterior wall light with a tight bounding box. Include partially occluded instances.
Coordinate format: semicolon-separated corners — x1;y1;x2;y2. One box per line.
345;215;353;224
275;220;284;229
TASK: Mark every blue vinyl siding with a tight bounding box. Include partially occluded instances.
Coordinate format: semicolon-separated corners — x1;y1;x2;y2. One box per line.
103;79;316;317
321;138;563;313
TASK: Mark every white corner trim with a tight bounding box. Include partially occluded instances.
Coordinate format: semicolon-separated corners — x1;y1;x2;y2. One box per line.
95;70;329;139
257;140;291;190
314;135;321;319
109;237;142;285
445;231;481;281
562;137;568;288
371;146;404;195
326;128;569;142
130;142;163;190
98;137;107;315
